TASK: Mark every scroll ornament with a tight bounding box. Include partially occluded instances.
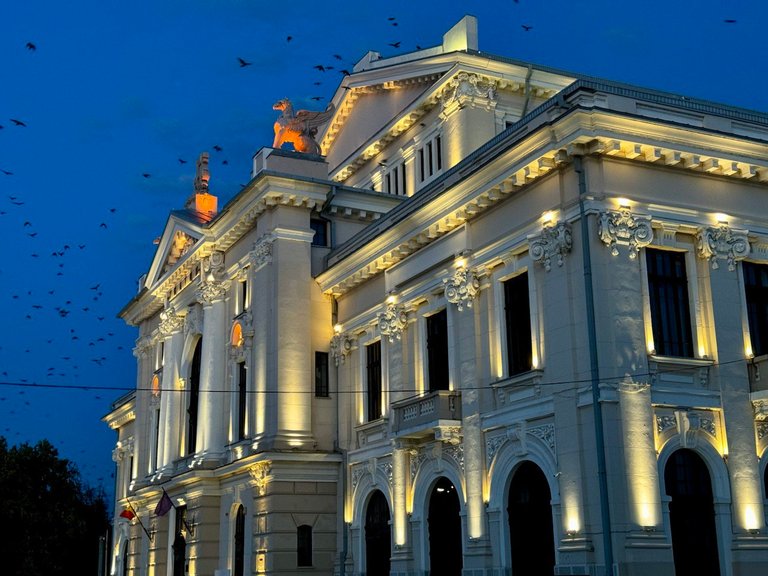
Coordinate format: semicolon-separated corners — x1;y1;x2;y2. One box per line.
378;303;407;342
529;222;572;271
598;207;653;259
696;224;750;271
443;267;480;311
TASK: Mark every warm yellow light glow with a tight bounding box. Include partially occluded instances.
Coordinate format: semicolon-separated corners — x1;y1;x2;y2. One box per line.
616;197;631;208
744;505;760;531
745;341;754;359
151;374;161;397
334;323;342;334
531;353;539;369
646;339;656;355
231;322;243;347
455;257;466;269
698;344;706;358
714;213;729;224
541;211;555;225
386;294;397;304
566;516;580;535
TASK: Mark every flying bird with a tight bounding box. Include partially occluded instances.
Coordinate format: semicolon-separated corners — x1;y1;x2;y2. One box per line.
26;42;36;51
310;96;324;101
0;169;12;176
333;54;343;60
388;42;401;48
178;158;187;164
10;119;27;127
521;25;533;32
286;35;293;42
237;57;252;67
724;19;737;23
213;144;223;152
142;173;151;178
314;65;326;72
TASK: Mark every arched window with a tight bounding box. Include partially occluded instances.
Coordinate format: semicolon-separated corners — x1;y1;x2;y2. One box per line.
664;449;720;576
233;505;245;576
187;339;202;455
297;525;312;567
365;490;391;576
231;322;243;347
507;461;555;575
428;477;462;576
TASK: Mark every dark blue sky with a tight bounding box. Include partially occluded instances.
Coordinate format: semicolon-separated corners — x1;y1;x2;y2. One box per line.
1;0;764;499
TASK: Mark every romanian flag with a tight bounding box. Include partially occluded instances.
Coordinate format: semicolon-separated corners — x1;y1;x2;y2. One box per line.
119;507;136;520
154;489;174;517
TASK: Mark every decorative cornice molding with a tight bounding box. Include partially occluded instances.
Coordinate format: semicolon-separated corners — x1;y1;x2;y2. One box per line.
133;336;154;359
378;303;408;342
598;207;653;258
696;224;750;271
529;222;572;271
443;267;480;311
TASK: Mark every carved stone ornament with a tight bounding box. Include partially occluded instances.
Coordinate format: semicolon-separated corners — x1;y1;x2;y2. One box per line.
378;303;408;342
598;207;653;259
753;399;768;421
133;336;154;359
249;461;271;495
441;72;497;116
159;302;185;336
330;332;354;366
696;224;750;271
443;267;480;311
529;222;572;271
184;305;203;336
196;251;230;305
757;421;768;441
249;234;274;271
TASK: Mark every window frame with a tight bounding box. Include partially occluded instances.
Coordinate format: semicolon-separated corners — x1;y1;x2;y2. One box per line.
742;260;768;358
415;130;443;189
426;308;450;392
365;340;383;422
314;351;330;398
297;524;313;567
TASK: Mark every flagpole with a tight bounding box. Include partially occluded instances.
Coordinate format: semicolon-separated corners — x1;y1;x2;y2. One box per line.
125;498;153;541
161;488;195;536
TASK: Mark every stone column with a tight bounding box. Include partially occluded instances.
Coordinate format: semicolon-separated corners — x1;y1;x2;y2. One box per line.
270;224;315;449
158;304;185;470
195;252;230;463
249;235;273;445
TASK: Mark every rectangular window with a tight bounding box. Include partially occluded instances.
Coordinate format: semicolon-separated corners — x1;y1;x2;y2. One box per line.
153;407;161;471
427;309;449;392
315;351;329;397
237;361;247;440
366;341;382;421
384;163;407;196
297;525;312;567
310;218;328;247
504;272;532;376
241;278;248;312
418;133;443;185
744;261;768;357
646;248;693;357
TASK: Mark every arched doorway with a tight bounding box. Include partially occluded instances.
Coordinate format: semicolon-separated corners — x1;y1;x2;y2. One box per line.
427;477;462;576
187;339;202;455
233;505;245;576
364;490;391;576
507;461;555;575
664;449;720;576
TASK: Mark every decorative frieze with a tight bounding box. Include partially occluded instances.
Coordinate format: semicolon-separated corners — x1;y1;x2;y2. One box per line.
378;303;407;342
656;414;677;434
133;336;153;359
598;207;653;258
158;302;185;336
351;463;367;491
112;438;135;462
443;267;480;311
330;332;355;366
409;448;427;484
444;444;465;473
378;460;393;489
528;423;556;453
249;234;275;271
529;222;572;271
696;224;750;271
757;422;768;441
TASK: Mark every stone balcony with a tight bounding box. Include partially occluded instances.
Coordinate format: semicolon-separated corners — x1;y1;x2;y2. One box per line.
391;390;462;441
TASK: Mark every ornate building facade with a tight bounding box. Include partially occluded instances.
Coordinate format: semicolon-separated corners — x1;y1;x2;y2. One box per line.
105;16;768;576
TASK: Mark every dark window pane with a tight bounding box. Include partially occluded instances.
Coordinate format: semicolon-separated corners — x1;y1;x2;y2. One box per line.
188;339;202;454
237;361;247;440
366;341;382;421
310;218;328;247
315;351;329;397
744;261;768;357
427;309;449;392
504;273;532;375
297;525;312;567
646;249;693;357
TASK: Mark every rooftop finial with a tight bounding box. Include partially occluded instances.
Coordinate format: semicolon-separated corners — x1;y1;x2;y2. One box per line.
194;152;210;194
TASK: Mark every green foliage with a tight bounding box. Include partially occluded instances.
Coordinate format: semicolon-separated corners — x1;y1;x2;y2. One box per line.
0;437;109;576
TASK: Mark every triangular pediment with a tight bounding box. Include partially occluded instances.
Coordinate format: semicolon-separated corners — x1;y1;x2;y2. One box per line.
144;212;206;290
